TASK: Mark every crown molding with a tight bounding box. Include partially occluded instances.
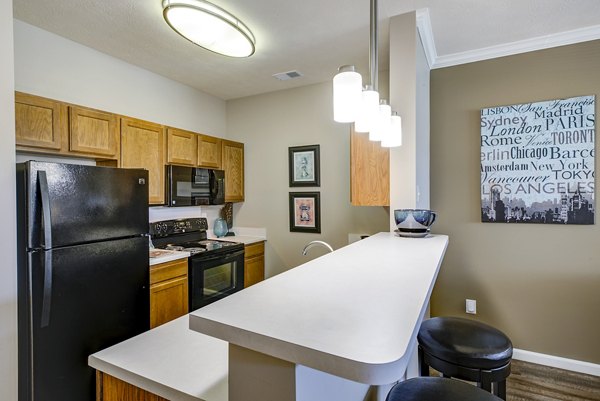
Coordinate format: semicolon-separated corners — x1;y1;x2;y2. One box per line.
431;24;600;69
415;8;437;69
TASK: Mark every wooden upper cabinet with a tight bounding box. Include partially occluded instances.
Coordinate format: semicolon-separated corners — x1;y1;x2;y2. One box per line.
222;139;244;202
197;134;222;169
121;117;166;205
166;128;198;166
15;92;66;151
68;105;119;159
350;126;390;206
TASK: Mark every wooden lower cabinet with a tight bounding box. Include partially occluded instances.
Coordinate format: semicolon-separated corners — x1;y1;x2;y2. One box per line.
150;259;188;329
244;241;265;288
96;371;168;401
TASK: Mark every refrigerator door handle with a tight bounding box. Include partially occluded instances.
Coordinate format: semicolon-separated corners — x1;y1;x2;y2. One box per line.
38;170;54;327
41;250;53;328
38;170;53;249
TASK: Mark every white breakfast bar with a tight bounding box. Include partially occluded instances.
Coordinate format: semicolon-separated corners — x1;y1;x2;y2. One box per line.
189;232;449;401
89;232;448;401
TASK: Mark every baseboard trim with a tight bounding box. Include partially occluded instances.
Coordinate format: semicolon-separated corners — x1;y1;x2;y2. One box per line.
513;348;600;377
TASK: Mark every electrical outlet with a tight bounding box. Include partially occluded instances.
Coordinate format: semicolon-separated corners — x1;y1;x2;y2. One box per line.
466;299;477;314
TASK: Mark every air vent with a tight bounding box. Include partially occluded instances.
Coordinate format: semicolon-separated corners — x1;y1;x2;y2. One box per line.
273;70;304;81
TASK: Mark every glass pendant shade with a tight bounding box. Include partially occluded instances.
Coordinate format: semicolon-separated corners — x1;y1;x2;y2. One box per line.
333;66;363;123
354;87;380;133
381;113;402;147
369;101;391;141
163;0;256;58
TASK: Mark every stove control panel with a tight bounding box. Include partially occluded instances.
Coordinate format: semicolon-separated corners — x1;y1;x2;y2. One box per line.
149;218;208;237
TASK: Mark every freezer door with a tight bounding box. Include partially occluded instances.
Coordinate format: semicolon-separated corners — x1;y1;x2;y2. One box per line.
19;161;149;249
19;236;149;401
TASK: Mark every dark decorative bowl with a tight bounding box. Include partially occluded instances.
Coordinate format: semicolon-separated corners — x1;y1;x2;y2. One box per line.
394;209;437;238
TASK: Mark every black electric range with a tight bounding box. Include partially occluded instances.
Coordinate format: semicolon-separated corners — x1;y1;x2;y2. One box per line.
149;218;245;310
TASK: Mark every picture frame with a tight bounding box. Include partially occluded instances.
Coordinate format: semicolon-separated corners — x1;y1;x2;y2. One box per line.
288;145;320;187
289;192;321;233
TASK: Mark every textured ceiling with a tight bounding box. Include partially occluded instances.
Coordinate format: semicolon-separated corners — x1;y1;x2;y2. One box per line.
12;0;600;100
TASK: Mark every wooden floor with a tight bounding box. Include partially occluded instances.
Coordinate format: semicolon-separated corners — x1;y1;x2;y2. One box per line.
506;360;600;401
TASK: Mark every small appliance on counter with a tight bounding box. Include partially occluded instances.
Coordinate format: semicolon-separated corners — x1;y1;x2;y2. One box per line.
150;218;244;310
394;209;437;238
17;161;150;401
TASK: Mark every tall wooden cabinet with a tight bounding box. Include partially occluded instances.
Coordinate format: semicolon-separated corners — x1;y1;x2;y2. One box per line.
149;259;188;329
350;127;390;206
222;139;244;202
121;117;166;205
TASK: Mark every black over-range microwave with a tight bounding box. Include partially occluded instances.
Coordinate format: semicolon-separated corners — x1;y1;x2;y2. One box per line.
166;165;225;206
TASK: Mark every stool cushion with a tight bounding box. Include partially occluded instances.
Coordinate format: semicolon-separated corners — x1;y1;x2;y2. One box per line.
386;377;502;401
418;317;512;370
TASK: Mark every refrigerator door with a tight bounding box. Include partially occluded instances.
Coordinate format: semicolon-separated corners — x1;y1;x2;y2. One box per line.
19;161;149;249
20;236;149;401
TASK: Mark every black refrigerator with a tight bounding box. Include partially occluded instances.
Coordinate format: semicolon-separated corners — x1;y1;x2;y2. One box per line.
16;161;151;401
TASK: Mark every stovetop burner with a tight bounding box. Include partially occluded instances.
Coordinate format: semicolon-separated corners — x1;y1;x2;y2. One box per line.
150;218;244;257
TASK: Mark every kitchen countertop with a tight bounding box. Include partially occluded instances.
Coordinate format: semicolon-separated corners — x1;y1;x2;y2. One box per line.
89;315;227;401
149;249;190;266
190;232;449;385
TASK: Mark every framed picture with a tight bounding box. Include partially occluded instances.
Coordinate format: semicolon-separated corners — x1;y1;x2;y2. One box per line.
289;192;321;233
289;145;320;187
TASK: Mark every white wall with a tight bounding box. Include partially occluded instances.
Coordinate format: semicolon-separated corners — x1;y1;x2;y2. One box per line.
1;1;17;400
227;82;389;278
14;19;226;137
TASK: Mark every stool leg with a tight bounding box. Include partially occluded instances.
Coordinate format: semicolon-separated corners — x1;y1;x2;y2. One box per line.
495;380;507;400
418;347;429;377
480;378;492;393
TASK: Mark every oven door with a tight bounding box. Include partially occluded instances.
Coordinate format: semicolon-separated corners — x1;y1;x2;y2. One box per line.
189;249;245;311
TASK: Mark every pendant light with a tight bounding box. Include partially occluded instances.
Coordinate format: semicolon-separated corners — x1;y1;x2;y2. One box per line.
381;112;403;147
162;0;256;58
332;0;402;147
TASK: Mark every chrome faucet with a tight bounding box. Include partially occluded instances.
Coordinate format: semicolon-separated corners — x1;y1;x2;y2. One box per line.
302;240;334;255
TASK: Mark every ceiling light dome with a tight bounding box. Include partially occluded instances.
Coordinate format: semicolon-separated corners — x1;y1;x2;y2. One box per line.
162;0;256;58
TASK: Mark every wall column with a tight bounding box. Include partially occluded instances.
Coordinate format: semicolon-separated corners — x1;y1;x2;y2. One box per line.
1;4;18;401
388;11;431;230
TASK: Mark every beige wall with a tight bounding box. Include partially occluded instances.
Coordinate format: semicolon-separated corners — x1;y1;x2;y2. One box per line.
227;82;389;277
1;1;17;399
430;40;600;363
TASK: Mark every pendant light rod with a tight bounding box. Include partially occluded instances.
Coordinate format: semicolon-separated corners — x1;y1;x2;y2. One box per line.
369;0;378;91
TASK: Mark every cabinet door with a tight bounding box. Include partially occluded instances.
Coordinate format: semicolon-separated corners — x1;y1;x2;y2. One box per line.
69;105;119;158
97;372;169;401
244;255;265;288
150;275;188;329
244;242;264;288
121;118;166;205
198;134;222;168
350;127;389;206
15;92;65;151
167;128;197;166
222;140;244;202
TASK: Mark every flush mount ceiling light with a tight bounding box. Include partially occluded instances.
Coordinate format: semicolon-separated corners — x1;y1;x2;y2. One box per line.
162;0;256;58
332;0;402;147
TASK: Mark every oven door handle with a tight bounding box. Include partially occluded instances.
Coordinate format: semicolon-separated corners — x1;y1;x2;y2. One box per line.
197;249;244;262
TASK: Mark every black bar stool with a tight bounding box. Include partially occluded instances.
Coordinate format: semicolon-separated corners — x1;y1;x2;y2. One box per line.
417;317;512;400
386;377;503;401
